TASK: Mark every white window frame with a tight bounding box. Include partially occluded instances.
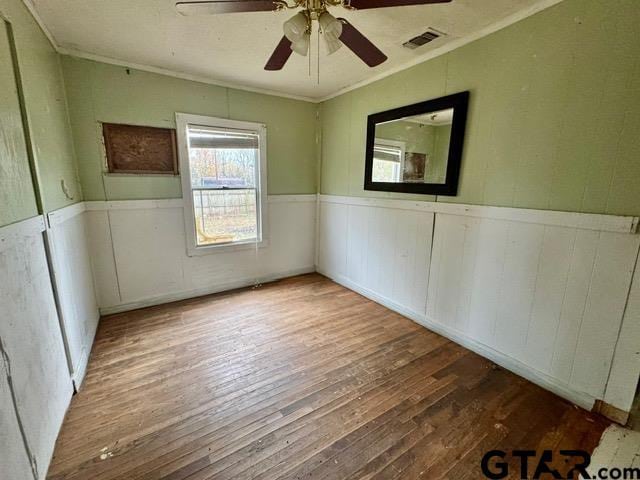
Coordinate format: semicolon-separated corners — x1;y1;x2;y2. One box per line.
373;138;406;182
176;113;268;256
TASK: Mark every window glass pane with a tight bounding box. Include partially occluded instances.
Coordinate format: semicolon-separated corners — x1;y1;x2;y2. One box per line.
188;126;258;188
372;159;401;182
193;189;257;246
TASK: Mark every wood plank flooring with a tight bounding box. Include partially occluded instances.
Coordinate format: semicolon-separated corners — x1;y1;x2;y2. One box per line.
48;274;609;479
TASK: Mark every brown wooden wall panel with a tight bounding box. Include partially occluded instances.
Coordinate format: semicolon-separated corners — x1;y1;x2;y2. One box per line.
103;123;178;174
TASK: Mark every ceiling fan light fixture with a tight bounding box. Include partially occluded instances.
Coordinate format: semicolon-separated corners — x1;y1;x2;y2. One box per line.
324;32;342;55
291;33;310;56
283;12;309;42
175;0;450;72
318;12;343;37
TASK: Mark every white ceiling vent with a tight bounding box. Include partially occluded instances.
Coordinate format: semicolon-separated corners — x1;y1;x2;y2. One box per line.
402;28;445;49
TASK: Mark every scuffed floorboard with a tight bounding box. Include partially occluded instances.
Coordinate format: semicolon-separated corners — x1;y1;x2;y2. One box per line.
48;274;609;479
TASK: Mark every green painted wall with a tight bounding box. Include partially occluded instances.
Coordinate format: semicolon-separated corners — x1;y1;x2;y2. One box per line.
0;19;36;227
320;0;640;216
0;0;80;227
61;57;318;201
4;0;639;217
431;124;451;183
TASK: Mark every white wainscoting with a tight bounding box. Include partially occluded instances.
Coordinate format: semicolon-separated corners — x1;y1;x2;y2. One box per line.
85;195;317;314
0;216;73;480
0;372;32;480
317;195;640;411
318;197;435;319
426;212;639;407
47;203;100;388
604;252;640;413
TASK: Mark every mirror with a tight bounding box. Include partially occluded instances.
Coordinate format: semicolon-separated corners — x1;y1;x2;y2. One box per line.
364;92;469;196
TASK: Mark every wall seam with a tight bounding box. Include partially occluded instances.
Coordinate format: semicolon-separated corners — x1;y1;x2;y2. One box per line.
56;55;83;204
106;210;123;303
6;19;43;214
548;228;579;374
5;12;76;387
567;230;602;389
602;243;640;407
0;337;38;480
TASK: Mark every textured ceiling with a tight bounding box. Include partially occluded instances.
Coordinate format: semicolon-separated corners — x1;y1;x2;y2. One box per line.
29;0;552;100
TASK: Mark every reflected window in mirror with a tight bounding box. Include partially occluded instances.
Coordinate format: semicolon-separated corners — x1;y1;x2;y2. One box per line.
365;92;469;196
372;139;404;182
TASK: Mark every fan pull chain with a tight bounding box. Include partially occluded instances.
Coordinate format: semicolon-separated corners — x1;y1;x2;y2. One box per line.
317;27;320;84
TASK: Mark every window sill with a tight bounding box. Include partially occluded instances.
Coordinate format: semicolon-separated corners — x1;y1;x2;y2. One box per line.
186;238;269;257
103;172;179;177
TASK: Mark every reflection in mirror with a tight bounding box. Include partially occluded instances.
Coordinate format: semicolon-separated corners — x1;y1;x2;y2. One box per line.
373;108;453;185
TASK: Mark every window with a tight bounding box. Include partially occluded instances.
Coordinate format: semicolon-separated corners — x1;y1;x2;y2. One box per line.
176;114;267;255
372;139;405;183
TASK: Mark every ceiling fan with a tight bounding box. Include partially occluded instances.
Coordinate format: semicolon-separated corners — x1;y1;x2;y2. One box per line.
176;0;452;71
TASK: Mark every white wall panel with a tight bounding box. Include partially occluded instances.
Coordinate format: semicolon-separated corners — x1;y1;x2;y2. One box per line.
84;210;121;308
0;373;32;480
0;219;73;479
86;196;317;313
318;198;434;319
254;198;317;276
365;207;397;297
427;213;640;406
604;253;640;412
463;218;509;346
392;210;433;314
318;195;640;410
345;205;369;286
110;207;186;304
549;230;600;384
493;222;545;359
569;232;640;397
318;200;348;278
523;226;574;373
47;206;99;387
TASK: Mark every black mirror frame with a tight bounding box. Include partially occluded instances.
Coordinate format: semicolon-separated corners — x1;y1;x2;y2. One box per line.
364;91;469;196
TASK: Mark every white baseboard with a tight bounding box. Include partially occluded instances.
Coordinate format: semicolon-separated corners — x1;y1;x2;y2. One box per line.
317;267;597;412
71;346;90;391
70;312;100;392
100;266;316;315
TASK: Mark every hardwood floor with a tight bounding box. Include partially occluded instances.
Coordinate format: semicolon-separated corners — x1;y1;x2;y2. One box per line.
48;274;608;480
